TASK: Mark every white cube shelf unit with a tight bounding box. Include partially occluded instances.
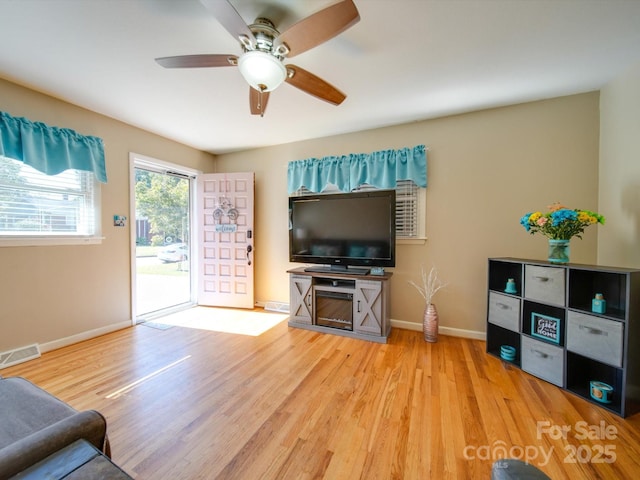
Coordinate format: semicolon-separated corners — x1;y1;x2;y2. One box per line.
486;257;640;417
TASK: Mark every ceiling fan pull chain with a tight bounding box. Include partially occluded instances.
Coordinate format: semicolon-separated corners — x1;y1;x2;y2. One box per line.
258;85;266;117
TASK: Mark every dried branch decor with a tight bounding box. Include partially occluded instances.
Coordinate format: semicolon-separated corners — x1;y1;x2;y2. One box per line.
409;266;448;305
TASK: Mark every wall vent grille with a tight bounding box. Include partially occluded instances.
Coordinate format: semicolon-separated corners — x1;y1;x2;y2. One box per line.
0;344;41;370
264;302;290;314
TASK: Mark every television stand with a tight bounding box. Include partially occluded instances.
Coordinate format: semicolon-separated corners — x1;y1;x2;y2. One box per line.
288;267;392;343
303;265;370;276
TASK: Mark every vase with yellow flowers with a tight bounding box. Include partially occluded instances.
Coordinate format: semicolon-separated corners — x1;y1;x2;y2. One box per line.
520;203;605;264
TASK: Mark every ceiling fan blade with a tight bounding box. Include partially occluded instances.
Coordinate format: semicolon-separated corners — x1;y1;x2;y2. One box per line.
155;54;238;68
285;65;346;105
275;0;360;58
199;0;256;45
249;87;270;116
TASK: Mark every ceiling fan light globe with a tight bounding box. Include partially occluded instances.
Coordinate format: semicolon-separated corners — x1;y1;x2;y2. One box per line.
238;51;286;92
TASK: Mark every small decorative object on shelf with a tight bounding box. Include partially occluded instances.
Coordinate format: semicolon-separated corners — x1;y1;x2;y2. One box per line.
504;278;517;294
409;266;448;343
592;293;607;314
370;266;385;276
520;203;605;264
500;345;516;361
531;312;561;344
590;381;613;404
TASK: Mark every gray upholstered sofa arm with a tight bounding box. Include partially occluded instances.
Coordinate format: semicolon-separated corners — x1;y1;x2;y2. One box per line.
0;410;107;480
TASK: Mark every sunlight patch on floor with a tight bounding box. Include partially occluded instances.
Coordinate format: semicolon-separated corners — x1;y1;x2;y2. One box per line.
154;306;288;336
106;355;191;399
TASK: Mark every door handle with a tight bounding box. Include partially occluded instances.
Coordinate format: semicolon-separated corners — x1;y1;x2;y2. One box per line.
579;324;607;336
532;349;549;359
246;244;253;265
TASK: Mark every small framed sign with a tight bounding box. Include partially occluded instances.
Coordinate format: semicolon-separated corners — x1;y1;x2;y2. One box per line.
531;313;561;344
215;224;238;233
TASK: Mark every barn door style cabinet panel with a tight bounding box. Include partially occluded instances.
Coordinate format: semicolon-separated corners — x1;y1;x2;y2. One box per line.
288;268;392;343
486;258;640;417
289;274;313;324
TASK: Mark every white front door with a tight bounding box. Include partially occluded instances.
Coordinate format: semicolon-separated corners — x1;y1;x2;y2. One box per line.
197;172;255;308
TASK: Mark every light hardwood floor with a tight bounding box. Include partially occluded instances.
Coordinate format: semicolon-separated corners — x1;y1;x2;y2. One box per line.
3;308;640;479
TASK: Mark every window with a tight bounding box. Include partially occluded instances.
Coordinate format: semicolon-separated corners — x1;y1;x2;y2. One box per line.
292;179;425;240
394;180;423;239
0;155;100;245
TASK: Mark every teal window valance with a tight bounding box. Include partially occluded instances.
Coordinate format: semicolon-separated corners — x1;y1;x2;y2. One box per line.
287;144;426;194
0;111;107;183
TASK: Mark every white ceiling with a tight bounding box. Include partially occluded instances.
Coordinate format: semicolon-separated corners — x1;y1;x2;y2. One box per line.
1;0;639;155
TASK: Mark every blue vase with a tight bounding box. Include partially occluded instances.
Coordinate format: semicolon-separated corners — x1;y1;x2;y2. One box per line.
548;239;570;264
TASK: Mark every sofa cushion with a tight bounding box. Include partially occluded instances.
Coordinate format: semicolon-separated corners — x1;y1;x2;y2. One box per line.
0;377;78;449
0;377;109;480
0;410;108;479
9;439;132;480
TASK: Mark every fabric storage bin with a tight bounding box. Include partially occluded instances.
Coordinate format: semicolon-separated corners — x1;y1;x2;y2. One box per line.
567;311;624;367
521;336;564;386
525;265;565;306
488;292;520;332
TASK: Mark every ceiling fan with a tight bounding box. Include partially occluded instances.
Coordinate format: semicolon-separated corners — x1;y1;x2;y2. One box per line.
155;0;360;116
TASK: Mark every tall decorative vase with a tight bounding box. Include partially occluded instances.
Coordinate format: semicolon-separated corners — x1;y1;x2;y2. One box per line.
548;239;570;264
423;303;439;343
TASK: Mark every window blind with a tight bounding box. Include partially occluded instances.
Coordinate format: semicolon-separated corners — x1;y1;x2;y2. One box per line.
0;156;98;236
394;180;418;238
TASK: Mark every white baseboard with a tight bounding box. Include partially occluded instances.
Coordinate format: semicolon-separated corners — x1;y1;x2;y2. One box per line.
39;320;133;353
391;319;423;332
35;316;484;354
258;298;487;341
391;318;486;341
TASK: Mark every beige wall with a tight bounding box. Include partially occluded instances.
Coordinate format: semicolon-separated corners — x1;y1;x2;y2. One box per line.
0;76;603;351
217;92;601;335
0;78;216;353
598;62;640;268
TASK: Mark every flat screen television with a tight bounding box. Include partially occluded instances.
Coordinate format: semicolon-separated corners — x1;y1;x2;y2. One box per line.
289;190;396;275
